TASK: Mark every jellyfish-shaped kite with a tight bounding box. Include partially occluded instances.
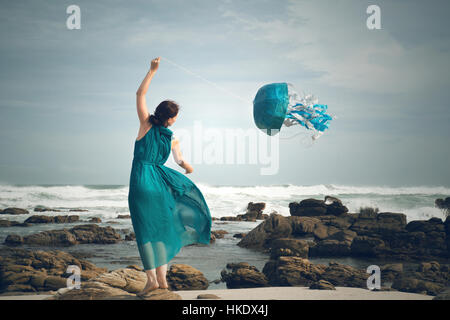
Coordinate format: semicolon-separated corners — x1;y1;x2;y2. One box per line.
253;82;333;140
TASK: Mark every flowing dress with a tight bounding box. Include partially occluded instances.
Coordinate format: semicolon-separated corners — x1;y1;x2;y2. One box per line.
127;124;211;270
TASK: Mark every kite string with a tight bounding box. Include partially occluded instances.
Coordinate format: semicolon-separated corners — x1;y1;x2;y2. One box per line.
161;56;251;104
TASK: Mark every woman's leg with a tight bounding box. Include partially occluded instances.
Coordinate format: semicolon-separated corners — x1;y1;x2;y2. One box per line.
136;242;160;295
156;264;168;289
137;268;159;295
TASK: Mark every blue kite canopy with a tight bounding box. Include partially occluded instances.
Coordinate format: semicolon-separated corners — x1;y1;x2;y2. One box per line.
253;82;333;139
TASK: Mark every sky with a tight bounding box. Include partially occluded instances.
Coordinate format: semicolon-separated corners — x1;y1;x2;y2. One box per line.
0;0;449;187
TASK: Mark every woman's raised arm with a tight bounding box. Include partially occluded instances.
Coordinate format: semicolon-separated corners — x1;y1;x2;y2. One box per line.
136;57;160;124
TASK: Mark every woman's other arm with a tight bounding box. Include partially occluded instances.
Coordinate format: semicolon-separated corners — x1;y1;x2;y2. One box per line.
136;57;160;124
171;138;194;174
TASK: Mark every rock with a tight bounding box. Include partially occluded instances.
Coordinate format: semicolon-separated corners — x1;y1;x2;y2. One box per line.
381;263;403;282
19;229;78;246
4;224;122;247
412;261;450;286
309;279;336;290
88;217;102;223
69;209;88;212
262;256;325;287
0;208;29;215
116;215;130;219
310;239;351;257
391;276;444;296
220;262;269;289
290;216;321;236
406;217;444;233
167;264;209;290
289;197;348;217
211;230;228;239
309;230;357;257
70;224;122;244
57;267;182;300
222;202;268;222
233;233;246;238
350;212;407;237
262;256;368;288
197;293;221;299
34;206;62;212
350;236;385;257
324;196;349;215
435;197;450;216
237;213;292;249
321;261;368;288
247;202;266;212
433;287;450;300
24;215;80;224
125;232;136;241
0;220;29;227
269;238;309;259
4;235;24;246
289;199;328;217
445;216;450;254
0;248;106;293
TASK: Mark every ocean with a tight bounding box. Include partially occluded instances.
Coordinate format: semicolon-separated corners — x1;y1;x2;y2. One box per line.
0;183;449;289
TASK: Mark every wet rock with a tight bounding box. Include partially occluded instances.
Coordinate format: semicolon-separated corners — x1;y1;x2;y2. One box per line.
309;279;336;290
221;262;269;289
0;208;29;215
289;199;328;217
211;230;228;239
4;224;122;247
221;202;269;221
433;287;450;300
33;206;62;212
289;197;348;217
57;267;181;300
350;212;407;237
233;233;246;238
324;196;349;216
24;215;80;224
0;220;30;228
0;248;106;294
88;217;102;223
69;208;88;212
237;213;292;249
435;197;450;217
167;264;209;290
269;238;309;259
197;293;221;299
380;263;403;282
309;230;357;257
125;232;135;241
391;277;444;296
262;256;325;287
262;256;368;288
350;236;386;257
4;235;24;246
116;215;130;219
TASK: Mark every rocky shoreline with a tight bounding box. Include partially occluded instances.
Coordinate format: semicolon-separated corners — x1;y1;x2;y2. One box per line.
0;196;449;299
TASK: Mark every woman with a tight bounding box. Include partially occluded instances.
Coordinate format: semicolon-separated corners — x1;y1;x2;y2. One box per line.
128;57;212;296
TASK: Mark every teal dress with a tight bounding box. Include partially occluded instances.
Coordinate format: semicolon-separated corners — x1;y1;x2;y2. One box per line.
127;124;211;270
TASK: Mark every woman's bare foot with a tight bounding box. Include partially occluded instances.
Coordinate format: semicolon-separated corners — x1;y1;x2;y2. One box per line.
157;276;169;289
137;280;159;296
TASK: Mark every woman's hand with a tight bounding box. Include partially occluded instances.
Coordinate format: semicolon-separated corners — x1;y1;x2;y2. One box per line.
184;163;194;174
150;57;160;73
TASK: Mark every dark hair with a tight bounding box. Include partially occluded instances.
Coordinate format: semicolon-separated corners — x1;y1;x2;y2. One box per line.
149;100;180;127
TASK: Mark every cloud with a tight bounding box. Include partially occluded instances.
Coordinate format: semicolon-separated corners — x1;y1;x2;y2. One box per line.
219;0;450;94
